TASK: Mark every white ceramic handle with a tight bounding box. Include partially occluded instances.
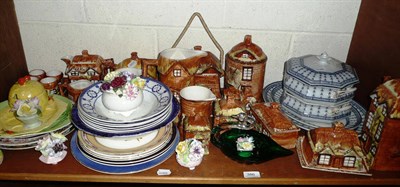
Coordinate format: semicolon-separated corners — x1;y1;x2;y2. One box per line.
331;87;357;99
329;105;352;115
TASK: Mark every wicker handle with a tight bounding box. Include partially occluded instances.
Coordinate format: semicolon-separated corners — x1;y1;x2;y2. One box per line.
172;12;224;65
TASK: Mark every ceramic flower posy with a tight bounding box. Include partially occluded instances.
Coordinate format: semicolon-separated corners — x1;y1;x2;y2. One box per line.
236;136;255;151
175;138;205;170
100;70;146;100
10;96;41;117
35;133;68;164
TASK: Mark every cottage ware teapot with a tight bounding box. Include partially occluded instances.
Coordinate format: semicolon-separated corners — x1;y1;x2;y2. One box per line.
61;50;114;82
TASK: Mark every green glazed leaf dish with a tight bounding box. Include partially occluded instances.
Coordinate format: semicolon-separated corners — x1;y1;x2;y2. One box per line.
211;125;293;164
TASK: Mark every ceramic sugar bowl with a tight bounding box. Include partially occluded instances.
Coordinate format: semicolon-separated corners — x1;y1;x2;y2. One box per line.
8;76;49;111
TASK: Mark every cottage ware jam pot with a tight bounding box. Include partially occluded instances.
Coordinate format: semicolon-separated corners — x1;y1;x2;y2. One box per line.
283;52;359;105
225;35;267;102
8;78;49;110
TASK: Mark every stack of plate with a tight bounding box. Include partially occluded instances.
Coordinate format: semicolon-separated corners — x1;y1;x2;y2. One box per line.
0;95;74;150
71;77;180;174
263;81;366;134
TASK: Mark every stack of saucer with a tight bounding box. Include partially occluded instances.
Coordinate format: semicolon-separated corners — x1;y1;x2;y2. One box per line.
70;77;180;174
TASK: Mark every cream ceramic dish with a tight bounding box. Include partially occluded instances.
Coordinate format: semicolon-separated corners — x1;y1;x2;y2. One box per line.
94;129;159;150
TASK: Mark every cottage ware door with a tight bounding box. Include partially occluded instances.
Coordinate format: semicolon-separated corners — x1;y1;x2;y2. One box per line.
0;0;28;101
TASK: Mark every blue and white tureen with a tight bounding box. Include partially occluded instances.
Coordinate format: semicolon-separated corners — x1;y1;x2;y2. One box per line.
281;52;359;124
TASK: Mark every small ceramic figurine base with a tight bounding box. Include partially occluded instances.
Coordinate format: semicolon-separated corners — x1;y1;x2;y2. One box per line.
39;150;67;165
176;154;203;170
175;138;205;170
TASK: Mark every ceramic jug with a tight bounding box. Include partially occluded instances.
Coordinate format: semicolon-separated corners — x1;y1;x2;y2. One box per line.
141;12;224;96
179;85;216;117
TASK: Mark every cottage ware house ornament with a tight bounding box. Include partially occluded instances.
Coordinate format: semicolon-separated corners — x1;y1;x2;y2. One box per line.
296;122;370;176
360;77;400;171
225;35;267;103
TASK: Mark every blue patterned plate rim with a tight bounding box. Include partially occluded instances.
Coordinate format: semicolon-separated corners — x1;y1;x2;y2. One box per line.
78;77;172;123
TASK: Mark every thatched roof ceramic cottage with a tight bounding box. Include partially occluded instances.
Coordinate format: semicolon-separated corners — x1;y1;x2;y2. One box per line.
297;122;370;176
61;50;114;82
225;35;267;103
142;46;224;98
360;78;400;171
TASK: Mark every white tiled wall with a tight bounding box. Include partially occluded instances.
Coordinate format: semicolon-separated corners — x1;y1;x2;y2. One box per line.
14;0;361;86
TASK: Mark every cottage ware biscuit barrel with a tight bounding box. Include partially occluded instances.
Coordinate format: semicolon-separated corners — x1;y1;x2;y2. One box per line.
225;35;267;102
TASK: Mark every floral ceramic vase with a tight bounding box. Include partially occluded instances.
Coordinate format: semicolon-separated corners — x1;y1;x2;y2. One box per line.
100;70;146;116
175;138;205;170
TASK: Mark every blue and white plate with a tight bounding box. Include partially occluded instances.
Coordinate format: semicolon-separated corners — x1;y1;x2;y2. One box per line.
262;81;366;133
77;105;172;132
78;78;172;123
70;125;179;174
72;98;180;137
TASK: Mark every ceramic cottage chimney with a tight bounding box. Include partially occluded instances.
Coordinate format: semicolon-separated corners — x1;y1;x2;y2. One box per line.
224;35;267;102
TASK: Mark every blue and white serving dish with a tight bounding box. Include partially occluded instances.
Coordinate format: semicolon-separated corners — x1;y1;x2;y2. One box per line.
283;52;359;105
263;81;366;134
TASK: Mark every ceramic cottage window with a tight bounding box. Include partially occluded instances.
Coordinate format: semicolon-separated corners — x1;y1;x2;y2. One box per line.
242;67;253;81
343;156;356;167
173;69;181;77
318;154;331;165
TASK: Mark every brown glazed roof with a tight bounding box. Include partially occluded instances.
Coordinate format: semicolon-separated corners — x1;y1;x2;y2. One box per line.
373;78;400;119
226;35;267;63
310;122;360;149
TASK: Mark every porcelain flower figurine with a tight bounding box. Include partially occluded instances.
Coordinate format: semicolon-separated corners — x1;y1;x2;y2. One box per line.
10;96;42;129
175;138;205;170
35;133;68;165
236;136;255;151
100;70;147;114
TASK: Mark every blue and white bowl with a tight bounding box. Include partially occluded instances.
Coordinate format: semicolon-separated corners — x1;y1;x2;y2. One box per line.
283;52;358;105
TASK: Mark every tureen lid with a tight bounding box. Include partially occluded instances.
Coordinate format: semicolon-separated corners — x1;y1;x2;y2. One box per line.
284;52;359;88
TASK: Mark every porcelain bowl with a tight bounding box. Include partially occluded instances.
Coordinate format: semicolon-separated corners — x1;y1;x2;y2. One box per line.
283;52;359;106
283;75;356;105
280;91;352;123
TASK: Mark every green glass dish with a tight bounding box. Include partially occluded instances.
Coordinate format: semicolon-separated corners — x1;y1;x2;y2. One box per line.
211;125;293;164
